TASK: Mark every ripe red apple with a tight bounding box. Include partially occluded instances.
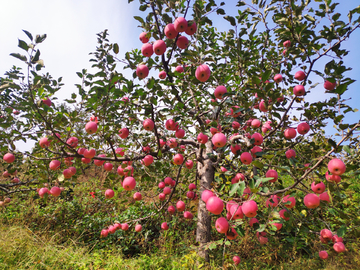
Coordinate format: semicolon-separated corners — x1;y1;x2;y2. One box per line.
324;80;336;91
214;85;227;99
249;217;259;227
325;171;341;183
143;118;154;131
258;236;268;245
240;152;252;165
164;177;173;186
133;192;142;201
108;225;116;234
185;21;197;35
105;189;114;199
197;133;208;144
115;148;125;156
49;160;61;170
195;64;211;82
153;40;166;55
284;128;297;139
103;163;113;171
175;66;184;73
176;36;189;49
184;211;193;219
63;169;72;179
118;128;129;139
139;32;149;43
163;187;171;195
121;223;129;231
265;169;278;183
66;137;78;148
50;186;61;197
143;155;154;166
293;85;305;96
279;209;290;221
271;222;282;231
38;187;50;198
81;158;91;164
212;133;227;148
186;191;195;199
161;222;169;230
175;129;185;138
176;200;186;212
285;149;296;159
282;195;296;208
274;74;283;83
159;193;166;201
266;195;280;208
100;229;109;238
11;177;20;183
201;190;214;203
3;153;15;163
83;149;96;159
283;40;291;47
39;137;50;148
242;200;258;217
319;251;328;260
251;133;263;145
333;242;345;253
141;43;153;57
328;159;346;176
320;229;333;240
297;122;310;135
332;235;343;243
164;23;178;39
215;217;229;234
229;204;244;219
94;154;106;166
250;146;262;158
319;191;330;202
2;171;10;178
185;160;194;169
187;183;196;191
311;181;326;194
123;177;136;191
251;119;261;128
303;193;320;209
230;145;241;155
85;121;98;134
159;71;166;79
206;196;224;215
173;153;184;165
135;224;142;232
232;121;240;130
158;182;165;189
232;255;241;265
259;100;268;112
168;205;176;215
42;97;52;106
13;110;20;115
294;70;306;81
136;65;149;79
226;227;238;240
174;17;187;32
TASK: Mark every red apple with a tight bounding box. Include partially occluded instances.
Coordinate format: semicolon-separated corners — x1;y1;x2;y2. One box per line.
168;205;176;215
249;217;259;227
242;200;258;217
3;153;15;163
266;169;278;183
294;70;306;81
153;40;166;55
176;36;189;49
333;242;345;253
143;155;154;166
83;149;96;159
283;40;291;47
259;100;268;112
94;154;106;166
206;196;224;215
133;192;142;201
100;229;109;238
105;189;114;199
279;209;290;221
184;211;193;219
135;224;142;232
141;43;153;57
282;195;296;208
251;133;263;145
197;133;208;144
201;190;214;203
103;163;113;171
185;160;194;169
50;186;61;197
161;222;169;230
123;177;136;191
284;128;297;139
324;80;336;91
215;217;229;234
320;229;333;240
164;23;178;39
176;200;186;212
293;85;305;96
319;191;330;202
49;160;61;170
303;193;320;209
285;149;296;159
39;137;50;148
266;195;280;208
311;181;326;194
328;159;346;176
38;187;50;198
139;32;149;43
195;64;211;82
214;85;227;99
143;118;154;131
251;119;261;128
159;71;166;79
175;66;184;73
319;251;328;260
274;74;283;83
297;122;310;135
174;17;187;32
42;97;52;106
212;133;227;148
240;152;252;165
136;65;149;79
325;171;341;183
66;137;78;148
185;21;197;35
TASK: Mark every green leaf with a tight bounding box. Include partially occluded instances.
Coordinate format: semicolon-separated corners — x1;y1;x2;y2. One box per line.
22;30;33;41
113;43;119;54
224;16;236;26
343;145;351;155
304;14;316;22
31;50;40;63
252;160;263;169
18;39;29;51
217;8;225;15
337;225;347;237
133;16;144;24
255;177;273;187
10;53;27;62
35;34;47;44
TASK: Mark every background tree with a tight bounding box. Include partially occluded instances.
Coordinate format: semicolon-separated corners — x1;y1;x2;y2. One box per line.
1;0;360;265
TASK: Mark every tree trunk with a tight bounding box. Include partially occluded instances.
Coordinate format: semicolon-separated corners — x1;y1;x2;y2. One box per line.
196;141;215;262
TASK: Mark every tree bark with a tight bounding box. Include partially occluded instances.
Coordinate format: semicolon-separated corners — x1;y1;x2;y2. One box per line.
196;141;215;262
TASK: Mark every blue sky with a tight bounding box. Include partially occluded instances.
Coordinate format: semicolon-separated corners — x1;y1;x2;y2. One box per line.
0;0;358;143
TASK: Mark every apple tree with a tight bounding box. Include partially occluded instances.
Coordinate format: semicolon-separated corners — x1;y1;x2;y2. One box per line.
1;0;360;264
